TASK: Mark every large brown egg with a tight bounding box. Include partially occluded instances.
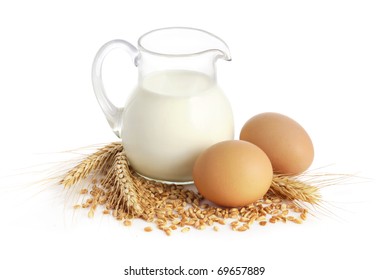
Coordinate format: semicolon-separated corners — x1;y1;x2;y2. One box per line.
240;112;314;175
193;140;273;208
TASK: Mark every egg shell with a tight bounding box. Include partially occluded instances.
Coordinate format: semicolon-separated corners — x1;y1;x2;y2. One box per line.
240;112;314;175
193;140;273;208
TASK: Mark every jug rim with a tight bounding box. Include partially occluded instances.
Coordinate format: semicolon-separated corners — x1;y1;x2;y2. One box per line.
138;26;231;60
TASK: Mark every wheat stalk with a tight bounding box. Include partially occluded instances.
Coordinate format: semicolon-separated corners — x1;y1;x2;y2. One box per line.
101;151;145;215
269;174;321;205
60;142;122;188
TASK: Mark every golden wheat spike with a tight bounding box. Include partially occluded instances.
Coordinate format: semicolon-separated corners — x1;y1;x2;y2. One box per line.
60;142;122;188
269;174;321;205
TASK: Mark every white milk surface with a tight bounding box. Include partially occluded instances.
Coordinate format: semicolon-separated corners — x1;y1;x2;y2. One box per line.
121;70;234;182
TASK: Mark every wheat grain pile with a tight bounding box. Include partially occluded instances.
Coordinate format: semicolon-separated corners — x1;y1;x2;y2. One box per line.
60;142;322;235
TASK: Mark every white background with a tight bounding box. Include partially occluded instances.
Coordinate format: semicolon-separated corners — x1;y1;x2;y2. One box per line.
1;0;387;279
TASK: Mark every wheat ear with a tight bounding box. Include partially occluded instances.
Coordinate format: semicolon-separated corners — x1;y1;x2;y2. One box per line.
60;142;123;188
101;151;145;215
269;174;321;205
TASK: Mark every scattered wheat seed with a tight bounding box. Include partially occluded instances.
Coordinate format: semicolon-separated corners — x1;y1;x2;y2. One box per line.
269;217;277;224
181;227;190;233
248;218;256;226
230;221;239;227
88;209;94;218
123;220;132;227
237;225;248;232
199;225;206;230
144;226;153;232
79;189;88;194
293;219;303;224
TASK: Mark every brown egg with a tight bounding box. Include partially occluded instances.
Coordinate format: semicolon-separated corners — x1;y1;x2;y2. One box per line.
240;112;314;175
193;140;273;207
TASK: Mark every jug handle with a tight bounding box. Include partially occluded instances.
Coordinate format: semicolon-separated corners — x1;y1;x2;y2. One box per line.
91;39;138;137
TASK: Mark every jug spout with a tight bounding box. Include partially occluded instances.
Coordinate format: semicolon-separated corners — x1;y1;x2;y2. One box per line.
138;27;231;60
211;48;232;62
202;31;231;62
137;27;231;78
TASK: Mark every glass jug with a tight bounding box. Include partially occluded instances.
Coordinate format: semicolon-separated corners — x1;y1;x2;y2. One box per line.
92;27;234;183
